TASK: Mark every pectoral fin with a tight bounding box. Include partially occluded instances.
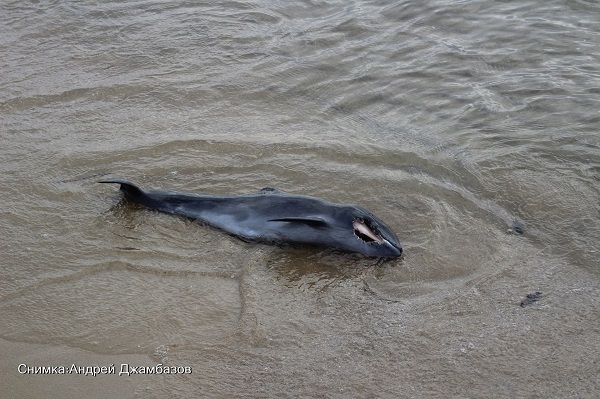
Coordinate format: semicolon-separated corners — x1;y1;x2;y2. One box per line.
268;217;328;227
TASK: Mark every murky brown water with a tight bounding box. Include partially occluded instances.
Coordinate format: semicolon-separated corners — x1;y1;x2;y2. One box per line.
1;0;599;398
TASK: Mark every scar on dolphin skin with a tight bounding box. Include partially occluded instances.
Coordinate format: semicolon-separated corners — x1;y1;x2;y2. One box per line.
99;178;403;258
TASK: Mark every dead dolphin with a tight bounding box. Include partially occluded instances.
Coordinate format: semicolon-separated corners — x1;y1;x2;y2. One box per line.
99;178;402;258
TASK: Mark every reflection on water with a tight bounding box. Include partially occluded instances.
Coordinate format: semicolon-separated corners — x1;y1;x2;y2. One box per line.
1;0;599;397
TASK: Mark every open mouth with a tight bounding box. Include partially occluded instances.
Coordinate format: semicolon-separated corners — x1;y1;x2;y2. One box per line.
353;218;383;243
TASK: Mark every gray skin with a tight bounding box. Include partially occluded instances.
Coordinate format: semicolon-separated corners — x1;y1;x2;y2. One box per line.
99;178;402;258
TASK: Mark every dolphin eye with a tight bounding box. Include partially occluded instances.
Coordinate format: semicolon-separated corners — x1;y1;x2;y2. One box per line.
352;218;382;243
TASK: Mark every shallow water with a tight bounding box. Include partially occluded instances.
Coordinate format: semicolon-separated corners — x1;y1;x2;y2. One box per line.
1;0;599;398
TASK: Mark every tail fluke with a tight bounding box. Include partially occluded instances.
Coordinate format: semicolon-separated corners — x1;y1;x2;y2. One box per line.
99;178;145;201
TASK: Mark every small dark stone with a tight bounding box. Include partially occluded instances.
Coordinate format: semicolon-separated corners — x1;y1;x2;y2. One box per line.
520;291;542;307
512;220;525;234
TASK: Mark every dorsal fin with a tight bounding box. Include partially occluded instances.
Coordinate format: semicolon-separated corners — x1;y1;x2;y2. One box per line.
268;217;327;227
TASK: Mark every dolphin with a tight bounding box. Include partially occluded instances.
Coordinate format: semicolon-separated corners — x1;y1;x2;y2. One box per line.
99;178;402;258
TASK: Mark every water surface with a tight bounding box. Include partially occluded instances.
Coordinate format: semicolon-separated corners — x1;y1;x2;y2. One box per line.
1;0;599;398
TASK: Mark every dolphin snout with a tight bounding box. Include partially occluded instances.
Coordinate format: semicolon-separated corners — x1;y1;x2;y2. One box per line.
382;238;403;257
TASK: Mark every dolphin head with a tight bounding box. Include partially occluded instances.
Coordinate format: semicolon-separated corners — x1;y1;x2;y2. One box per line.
267;204;402;258
340;206;403;258
267;205;402;257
